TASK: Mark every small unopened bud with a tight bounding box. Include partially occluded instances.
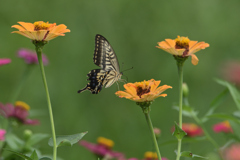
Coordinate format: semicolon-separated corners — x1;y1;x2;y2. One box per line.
23;129;32;140
153;127;161;138
182;83;189;98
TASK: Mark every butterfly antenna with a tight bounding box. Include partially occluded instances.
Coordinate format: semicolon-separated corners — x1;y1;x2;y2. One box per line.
121;66;133;73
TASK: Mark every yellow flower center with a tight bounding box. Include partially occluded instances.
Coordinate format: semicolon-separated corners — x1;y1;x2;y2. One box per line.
15;101;30;111
175;36;190;56
34;21;51;31
223;121;231;128
175;36;190;47
187;124;198;132
97;137;114;148
134;81;151;98
144;151;158;159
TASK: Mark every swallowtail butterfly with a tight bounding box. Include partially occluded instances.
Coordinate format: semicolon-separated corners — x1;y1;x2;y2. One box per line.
78;34;122;94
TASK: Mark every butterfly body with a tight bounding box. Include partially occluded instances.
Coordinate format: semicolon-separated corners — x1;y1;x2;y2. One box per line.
78;34;122;94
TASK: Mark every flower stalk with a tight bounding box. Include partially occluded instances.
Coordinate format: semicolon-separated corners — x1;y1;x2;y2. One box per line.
34;41;57;160
139;102;162;160
175;58;185;160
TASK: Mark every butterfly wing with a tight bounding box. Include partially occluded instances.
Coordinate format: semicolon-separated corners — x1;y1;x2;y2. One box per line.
93;34;120;73
78;34;122;94
78;69;108;94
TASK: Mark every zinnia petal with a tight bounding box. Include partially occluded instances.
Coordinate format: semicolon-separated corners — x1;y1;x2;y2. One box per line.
18;22;34;31
190;54;199;65
150;80;161;92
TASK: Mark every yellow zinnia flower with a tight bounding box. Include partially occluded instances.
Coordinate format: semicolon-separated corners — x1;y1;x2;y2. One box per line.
156;36;209;65
144;151;158;159
115;79;172;102
11;21;70;41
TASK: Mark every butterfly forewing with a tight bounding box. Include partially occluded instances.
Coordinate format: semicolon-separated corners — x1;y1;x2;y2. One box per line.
78;34;122;94
94;34;120;72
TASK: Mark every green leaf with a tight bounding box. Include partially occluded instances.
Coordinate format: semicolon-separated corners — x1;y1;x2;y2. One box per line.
181;151;208;159
207;113;240;124
233;111;240;118
229;121;240;140
48;132;87;147
5;133;24;150
215;79;240;110
28;133;49;146
202;89;229;123
30;150;38;160
173;105;198;118
173;122;187;140
39;157;52;160
4;149;33;160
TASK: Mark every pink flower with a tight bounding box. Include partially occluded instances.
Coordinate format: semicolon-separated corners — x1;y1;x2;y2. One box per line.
0;58;11;66
0;101;39;125
153;127;161;137
213;121;233;133
0;129;6;141
17;48;48;65
223;143;240;160
172;123;203;137
222;61;240;86
79;137;124;159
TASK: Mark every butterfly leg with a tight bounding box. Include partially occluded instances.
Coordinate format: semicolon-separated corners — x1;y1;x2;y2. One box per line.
115;81;120;91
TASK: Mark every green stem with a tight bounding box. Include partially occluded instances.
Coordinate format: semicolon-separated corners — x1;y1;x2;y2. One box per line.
176;62;183;160
9;66;34;103
142;106;162;160
191;113;219;149
36;46;57;160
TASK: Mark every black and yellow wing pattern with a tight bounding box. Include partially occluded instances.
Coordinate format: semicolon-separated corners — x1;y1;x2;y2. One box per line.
78;34;122;94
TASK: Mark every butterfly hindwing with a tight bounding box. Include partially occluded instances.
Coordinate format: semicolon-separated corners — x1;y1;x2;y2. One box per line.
78;69;108;94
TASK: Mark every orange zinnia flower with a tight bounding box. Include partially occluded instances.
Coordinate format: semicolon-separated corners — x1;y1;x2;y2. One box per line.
11;21;70;41
115;79;172;102
156;36;209;65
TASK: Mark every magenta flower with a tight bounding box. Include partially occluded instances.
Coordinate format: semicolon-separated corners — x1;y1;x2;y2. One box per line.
17;48;49;65
223;143;240;160
213;121;233;133
0;129;6;141
0;58;11;66
0;101;39;125
79;137;124;159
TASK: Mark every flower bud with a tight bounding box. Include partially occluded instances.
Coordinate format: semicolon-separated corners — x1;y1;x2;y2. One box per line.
182;83;189;98
153;127;161;138
23;129;32;140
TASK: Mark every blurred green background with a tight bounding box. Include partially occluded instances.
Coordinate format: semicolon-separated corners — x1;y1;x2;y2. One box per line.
1;0;240;159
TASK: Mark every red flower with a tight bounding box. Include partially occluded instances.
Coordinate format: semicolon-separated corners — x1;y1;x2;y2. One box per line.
213;121;233;133
172;123;203;137
223;143;240;160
